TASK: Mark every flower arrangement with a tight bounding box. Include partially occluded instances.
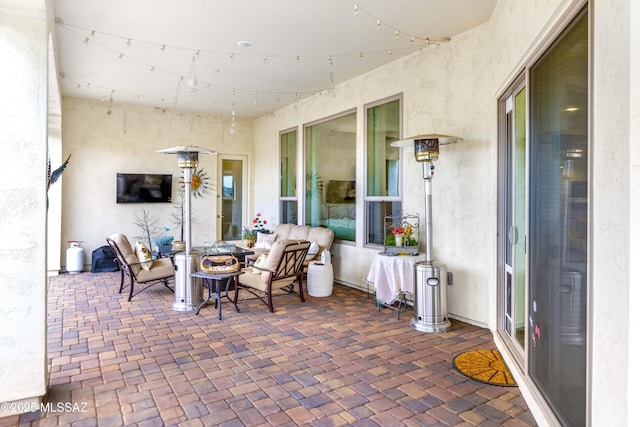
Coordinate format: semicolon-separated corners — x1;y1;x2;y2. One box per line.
152;227;174;247
386;224;417;246
402;225;418;246
391;226;405;235
384;214;420;255
252;213;268;232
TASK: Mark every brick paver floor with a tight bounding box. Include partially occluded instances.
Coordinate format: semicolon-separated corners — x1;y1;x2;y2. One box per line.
1;271;537;426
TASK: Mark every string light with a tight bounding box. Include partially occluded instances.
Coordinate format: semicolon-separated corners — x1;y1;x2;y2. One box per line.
107;91;114;116
58;20;449;69
352;3;451;45
230;102;236;134
186;52;198;91
55;14;451;116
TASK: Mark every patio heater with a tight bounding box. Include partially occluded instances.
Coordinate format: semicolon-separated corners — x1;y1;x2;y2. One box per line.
157;145;215;311
392;134;462;333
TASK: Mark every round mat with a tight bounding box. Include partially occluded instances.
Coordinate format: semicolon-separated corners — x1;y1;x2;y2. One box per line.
453;349;517;386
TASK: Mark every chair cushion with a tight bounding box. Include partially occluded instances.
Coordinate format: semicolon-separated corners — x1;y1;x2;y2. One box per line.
136;257;174;282
307;227;335;260
239;268;269;292
134;240;154;271
273;223;294;241
261;239;288;282
289;225;311;240
239;267;297;292
109;233;140;273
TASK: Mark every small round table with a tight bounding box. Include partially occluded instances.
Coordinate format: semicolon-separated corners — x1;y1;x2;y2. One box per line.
191;270;243;319
307;262;334;297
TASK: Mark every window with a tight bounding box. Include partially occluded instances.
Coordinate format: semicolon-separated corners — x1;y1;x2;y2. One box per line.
365;97;402;245
304;111;357;241
279;129;297;224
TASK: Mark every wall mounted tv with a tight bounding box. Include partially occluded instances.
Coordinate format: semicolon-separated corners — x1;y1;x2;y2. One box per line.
116;173;173;204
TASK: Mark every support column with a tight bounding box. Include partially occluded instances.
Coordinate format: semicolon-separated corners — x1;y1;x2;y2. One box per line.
0;0;49;416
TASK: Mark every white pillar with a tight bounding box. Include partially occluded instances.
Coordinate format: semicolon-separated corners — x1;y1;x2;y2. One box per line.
0;0;49;415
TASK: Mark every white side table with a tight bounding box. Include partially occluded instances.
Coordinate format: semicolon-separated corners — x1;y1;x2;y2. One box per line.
307;262;334;297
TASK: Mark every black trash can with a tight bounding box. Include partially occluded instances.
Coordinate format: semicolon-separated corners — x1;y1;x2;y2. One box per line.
91;245;119;273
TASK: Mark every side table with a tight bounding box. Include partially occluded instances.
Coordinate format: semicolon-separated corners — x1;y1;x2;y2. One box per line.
191;271;243;319
307;262;334;297
366;253;426;319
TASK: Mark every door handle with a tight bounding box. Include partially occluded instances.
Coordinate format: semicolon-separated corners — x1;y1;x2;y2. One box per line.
508;226;519;245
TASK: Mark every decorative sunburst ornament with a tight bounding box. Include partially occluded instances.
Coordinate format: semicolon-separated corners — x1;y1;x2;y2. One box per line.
183;168;210;198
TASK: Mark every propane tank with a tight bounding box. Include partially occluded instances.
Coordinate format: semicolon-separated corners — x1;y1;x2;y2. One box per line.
66;241;84;274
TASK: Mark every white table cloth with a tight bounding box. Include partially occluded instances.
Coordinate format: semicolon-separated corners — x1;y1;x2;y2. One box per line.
366;253;426;304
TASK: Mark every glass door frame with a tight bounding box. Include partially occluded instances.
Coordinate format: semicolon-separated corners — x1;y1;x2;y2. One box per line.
496;3;591;425
217;154;248;241
497;74;528;368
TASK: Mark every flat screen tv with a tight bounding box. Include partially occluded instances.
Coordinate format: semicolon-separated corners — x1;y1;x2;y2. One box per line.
116;173;173;204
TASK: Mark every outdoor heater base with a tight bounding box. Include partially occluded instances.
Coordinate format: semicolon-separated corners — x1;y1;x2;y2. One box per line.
172;251;203;312
410;261;451;333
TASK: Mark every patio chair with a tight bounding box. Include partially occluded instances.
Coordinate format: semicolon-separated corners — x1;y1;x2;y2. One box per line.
234;239;310;313
106;233;175;301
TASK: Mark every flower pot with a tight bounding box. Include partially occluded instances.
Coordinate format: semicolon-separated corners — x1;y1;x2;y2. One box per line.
394;234;403;246
242;239;255;248
172;240;186;251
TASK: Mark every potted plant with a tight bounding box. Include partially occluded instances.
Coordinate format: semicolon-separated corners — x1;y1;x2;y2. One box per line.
391;226;405;246
242;226;257;248
252;212;268;233
152;228;174;256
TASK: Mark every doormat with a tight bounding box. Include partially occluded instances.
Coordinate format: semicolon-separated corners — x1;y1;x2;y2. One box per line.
453;349;517;387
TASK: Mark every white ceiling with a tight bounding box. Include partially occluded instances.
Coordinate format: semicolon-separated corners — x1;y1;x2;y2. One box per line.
52;0;496;117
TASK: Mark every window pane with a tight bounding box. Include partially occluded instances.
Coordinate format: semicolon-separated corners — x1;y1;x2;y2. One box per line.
529;8;588;427
305;113;356;241
280;200;297;224
365;98;401;245
367;201;402;245
280;130;297;197
367;99;400;197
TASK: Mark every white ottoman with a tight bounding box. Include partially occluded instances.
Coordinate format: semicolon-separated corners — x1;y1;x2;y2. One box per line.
307;262;334;297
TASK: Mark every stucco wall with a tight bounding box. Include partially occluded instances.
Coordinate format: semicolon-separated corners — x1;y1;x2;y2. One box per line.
591;0;633;425
0;1;48;410
60;98;254;270
254;23;494;326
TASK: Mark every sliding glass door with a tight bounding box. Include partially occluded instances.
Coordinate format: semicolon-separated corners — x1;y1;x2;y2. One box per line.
529;8;588;426
498;6;588;426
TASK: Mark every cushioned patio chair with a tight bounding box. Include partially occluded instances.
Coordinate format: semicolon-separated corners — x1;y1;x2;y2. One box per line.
106;233;175;301
234;239;310;313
